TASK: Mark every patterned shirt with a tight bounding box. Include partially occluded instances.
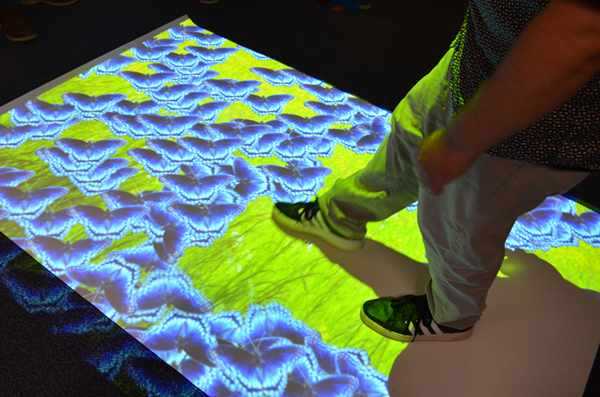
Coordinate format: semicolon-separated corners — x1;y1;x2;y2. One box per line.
449;0;600;171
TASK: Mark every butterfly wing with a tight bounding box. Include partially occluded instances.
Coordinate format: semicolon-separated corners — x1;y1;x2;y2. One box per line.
249;67;295;87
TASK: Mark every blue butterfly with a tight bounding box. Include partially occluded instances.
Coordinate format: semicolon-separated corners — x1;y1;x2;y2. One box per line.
243;94;294;116
102;189;177;210
232;118;289;134
355;117;391;154
244;302;321;346
112;99;161;115
119;71;176;91
69;204;148;241
187;101;229;124
268;181;312;204
274;136;319;161
112;114;155;139
143;37;184;48
299;84;348;106
128;148;180;177
19;208;76;239
55;138;126;164
0;124;34;149
206;122;271;145
146;84;196;104
68;158;129;184
0;168;34;187
167;24;205;40
326;126;370;151
0;186;68;220
78;68;94;80
211;336;304;397
262;161;331;196
239;132;287;158
62;93;127;120
307;138;337;158
36;147;94;176
96;113;129;137
237;44;272;61
67;257;140;315
185;46;239;63
280;69;324;86
160;172;233;205
147;63;175;74
304;101;354;123
129;44;179;63
178;137;244;163
107;241;169;273
28;118;80;141
167;194;244;244
277;114;338;137
207;310;245;344
204;79;262;103
346;97;391;118
129;267;213;324
217;157;270;203
8;105;43;127
25;98;76;123
334;347;389;397
162;52;200;70
95;55;136;76
146;139;196;164
74;167;138;197
141;309;217;365
136;114;198;138
27;235;111;275
187;31;227;48
138;206;187;241
249;67;295;87
175;63;215;81
186;69;221;91
164;91;211;114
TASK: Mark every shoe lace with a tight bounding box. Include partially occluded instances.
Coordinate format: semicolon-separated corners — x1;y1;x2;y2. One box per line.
298;200;320;221
390;295;433;343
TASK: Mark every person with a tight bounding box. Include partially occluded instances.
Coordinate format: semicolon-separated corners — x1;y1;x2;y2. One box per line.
0;0;78;42
273;0;600;342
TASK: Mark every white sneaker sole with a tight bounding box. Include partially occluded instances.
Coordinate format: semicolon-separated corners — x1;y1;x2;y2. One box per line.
360;306;475;342
271;207;365;251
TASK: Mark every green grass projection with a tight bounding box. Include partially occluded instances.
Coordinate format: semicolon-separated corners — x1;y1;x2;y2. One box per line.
1;19;599;378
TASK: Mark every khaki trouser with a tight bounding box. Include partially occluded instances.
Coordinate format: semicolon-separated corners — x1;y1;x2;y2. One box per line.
318;47;590;330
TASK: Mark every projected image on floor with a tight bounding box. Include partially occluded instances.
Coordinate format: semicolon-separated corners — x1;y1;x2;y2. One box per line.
0;18;599;397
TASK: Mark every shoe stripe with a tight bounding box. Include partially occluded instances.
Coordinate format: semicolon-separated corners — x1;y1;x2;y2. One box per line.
409;319;444;336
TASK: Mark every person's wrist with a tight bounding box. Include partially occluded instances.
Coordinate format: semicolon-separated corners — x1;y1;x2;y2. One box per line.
446;124;481;159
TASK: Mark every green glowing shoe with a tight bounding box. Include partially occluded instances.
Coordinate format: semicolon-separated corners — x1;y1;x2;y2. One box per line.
360;294;474;342
272;198;365;251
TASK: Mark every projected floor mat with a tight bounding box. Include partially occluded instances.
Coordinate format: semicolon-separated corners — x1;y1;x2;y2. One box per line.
0;15;599;397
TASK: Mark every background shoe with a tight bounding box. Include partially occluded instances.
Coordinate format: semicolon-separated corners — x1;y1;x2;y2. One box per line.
0;6;37;42
272;199;365;251
199;0;220;4
360;294;474;342
18;0;78;5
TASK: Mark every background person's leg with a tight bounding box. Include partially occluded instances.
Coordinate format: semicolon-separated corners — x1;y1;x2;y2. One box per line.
318;47;456;239
420;152;590;331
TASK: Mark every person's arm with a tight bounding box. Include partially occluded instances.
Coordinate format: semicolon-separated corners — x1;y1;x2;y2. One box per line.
449;0;600;156
416;0;600;195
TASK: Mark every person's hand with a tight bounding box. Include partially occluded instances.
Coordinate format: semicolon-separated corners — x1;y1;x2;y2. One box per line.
412;126;480;195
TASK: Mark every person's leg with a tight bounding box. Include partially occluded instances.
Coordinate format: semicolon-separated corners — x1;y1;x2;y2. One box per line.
0;1;37;42
419;138;590;331
318;47;456;239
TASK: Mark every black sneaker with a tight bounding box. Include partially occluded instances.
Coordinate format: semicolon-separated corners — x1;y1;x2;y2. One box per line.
272;199;365;251
360;294;475;342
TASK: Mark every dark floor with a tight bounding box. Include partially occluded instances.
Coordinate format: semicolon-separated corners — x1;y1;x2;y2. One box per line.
0;0;598;395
